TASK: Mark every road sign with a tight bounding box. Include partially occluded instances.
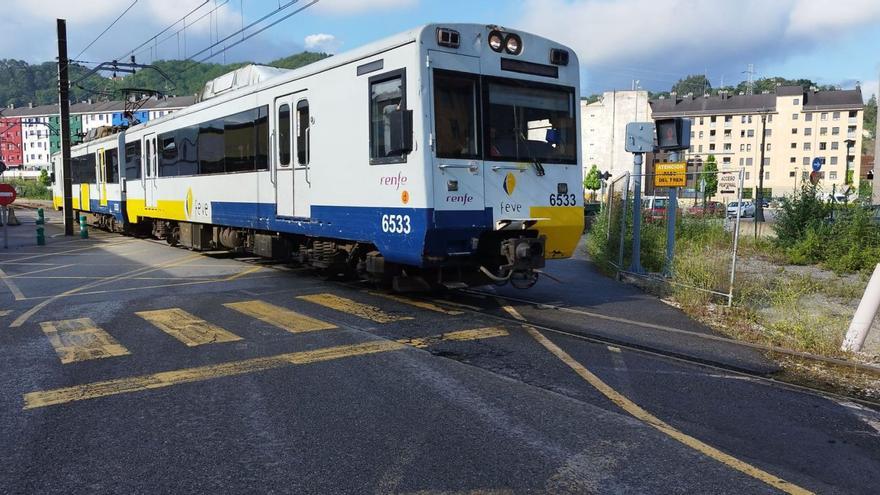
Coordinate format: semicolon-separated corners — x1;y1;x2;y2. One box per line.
810;171;821;185
0;183;16;206
654;162;686;188
812;157;822;172
719;172;737;194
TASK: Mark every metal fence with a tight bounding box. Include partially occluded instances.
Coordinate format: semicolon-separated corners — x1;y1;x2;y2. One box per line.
600;169;746;305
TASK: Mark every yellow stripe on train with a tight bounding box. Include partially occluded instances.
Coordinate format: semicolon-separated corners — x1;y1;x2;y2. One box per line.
530;206;583;259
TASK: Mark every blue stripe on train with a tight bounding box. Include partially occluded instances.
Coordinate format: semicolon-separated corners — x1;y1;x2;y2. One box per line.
87;200;126;222
210;202;492;266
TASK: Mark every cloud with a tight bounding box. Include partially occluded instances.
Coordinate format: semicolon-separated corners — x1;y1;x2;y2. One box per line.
518;0;880;89
313;0;417;15
304;33;341;53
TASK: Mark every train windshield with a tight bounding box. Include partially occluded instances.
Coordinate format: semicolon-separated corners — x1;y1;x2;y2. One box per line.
433;72;577;164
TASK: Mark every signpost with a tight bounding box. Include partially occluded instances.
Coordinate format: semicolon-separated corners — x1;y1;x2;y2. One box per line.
0;183;17;249
719;172;737;195
653;162;686;188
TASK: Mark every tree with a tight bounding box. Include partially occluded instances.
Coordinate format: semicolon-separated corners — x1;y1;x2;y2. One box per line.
583;164;601;201
671;74;711;96
38;169;50;187
702;155;719;207
863;95;877;155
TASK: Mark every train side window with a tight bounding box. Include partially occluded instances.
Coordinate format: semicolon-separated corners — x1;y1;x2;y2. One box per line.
198;119;225;175
369;69;407;164
433;70;480;159
144;141;151;178
256;106;269;171
125;142;141;180
159;134;178;177
278;104;291;166
296;100;309;166
83;153;96;182
105;148;119;183
225;108;257;173
176;126;199;176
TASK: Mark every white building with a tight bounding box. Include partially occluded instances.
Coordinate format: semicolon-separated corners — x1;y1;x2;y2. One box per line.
581;90;652;180
21;116;51;170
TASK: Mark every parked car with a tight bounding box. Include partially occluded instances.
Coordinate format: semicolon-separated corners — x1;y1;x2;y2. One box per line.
727;201;755;218
641;196;676;222
686;201;726;217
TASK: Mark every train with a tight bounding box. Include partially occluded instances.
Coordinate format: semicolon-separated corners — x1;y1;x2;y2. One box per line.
52;23;584;290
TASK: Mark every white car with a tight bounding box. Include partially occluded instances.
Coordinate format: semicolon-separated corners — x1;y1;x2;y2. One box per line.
727;201;755;218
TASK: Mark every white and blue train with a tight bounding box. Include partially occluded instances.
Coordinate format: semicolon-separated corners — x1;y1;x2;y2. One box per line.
53;24;584;289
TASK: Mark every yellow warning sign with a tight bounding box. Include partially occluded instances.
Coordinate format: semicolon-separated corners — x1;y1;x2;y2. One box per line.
654;162;687;188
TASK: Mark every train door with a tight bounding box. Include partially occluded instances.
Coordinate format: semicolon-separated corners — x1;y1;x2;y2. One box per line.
293;98;311;218
428;51;484;216
143;133;158;208
97;148;108;207
273;96;295;217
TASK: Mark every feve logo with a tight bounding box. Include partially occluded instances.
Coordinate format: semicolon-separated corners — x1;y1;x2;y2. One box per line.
503;172;517;196
185;188;194;219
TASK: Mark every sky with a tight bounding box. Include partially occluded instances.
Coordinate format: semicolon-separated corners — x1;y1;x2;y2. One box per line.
1;0;878;101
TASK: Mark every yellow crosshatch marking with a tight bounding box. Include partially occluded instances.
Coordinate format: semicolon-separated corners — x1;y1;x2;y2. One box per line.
223;300;337;333
298;293;414;323
39;318;130;364
135;308;242;347
22;326;510;409
367;291;464;315
399;327;508;349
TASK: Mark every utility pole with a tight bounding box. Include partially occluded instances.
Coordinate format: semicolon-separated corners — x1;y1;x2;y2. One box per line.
57;19;74;236
755;112;767;237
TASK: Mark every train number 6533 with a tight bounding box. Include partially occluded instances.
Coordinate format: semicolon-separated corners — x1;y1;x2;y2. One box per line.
381;214;412;234
549;193;577;206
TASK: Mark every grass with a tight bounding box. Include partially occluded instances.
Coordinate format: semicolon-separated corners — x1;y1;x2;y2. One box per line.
588;205;870;358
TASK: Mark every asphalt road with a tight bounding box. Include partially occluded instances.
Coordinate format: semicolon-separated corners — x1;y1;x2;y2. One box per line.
0;206;878;494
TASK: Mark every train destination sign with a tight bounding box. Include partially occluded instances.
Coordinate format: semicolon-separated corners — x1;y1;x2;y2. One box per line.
653;162;686;188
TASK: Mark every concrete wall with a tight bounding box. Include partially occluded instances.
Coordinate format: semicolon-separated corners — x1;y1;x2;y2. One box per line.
581;90;651;183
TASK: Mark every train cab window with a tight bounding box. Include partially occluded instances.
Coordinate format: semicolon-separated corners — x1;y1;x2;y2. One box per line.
484;79;577;164
125;142;141;180
278;104;291;167
105;148;119;183
296;100;309;166
433;70;479;159
369;70;406;164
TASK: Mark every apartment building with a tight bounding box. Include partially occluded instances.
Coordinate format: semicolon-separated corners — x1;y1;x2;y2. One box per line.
581;90;652;180
0;96;194;172
651;86;864;200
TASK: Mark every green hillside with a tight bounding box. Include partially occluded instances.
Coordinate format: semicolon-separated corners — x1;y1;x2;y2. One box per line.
0;52;330;108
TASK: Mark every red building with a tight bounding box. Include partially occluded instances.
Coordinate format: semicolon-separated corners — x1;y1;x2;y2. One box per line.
0;116;23;167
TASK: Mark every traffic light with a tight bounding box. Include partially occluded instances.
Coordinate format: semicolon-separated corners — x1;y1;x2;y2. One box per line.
600;171;612;181
655;118;691;152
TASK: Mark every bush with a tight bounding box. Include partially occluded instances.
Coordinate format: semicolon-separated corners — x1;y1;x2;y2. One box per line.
1;178;51;200
773;184;831;248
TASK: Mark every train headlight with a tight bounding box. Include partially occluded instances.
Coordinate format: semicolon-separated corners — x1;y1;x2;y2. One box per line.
488;31;504;52
504;34;522;55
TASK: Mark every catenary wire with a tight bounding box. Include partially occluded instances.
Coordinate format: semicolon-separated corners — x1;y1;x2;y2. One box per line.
73;0;140;62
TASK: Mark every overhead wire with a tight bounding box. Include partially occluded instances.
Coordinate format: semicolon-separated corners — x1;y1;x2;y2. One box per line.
73;0;139;62
177;0;321;75
127;0;231;62
116;0;211;61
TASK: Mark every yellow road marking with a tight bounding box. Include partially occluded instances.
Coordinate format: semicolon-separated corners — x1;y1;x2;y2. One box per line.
432;299;483;311
135;308;242;347
39;318;130;364
0;267;26;301
0;310;12;316
0;239;135;265
399;327;508;349
11;253;202;327
224;265;263;281
367;291;464;315
524;326;813;495
224;300;337;333
496;297;526;321
23;326;511;409
298;293;414;323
